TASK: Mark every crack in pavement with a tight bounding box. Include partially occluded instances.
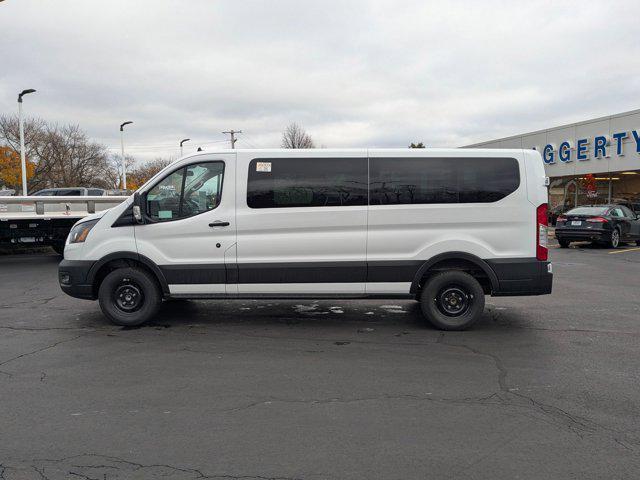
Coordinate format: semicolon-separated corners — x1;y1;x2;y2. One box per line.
0;326;98;332
0;334;84;369
437;335;639;450
0;453;308;480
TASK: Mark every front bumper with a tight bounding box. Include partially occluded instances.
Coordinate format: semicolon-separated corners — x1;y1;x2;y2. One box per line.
486;258;553;296
58;259;96;300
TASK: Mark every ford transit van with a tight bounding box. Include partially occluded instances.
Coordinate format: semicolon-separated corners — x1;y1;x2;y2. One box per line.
59;149;552;330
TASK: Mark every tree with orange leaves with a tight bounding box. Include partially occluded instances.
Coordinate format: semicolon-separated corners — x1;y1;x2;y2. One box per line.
0;145;35;191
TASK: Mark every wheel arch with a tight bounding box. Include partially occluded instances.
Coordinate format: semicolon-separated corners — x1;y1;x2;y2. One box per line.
410;252;499;295
87;251;170;297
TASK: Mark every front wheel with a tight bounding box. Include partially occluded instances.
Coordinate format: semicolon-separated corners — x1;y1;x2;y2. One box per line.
98;267;161;326
419;271;485;331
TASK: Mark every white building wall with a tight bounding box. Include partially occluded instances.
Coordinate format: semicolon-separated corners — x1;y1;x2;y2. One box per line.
466;109;640;178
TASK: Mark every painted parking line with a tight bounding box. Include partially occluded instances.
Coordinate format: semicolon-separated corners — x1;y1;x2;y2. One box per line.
609;247;640;254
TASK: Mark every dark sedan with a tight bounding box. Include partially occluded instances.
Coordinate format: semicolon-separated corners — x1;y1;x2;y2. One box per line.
555;205;640;248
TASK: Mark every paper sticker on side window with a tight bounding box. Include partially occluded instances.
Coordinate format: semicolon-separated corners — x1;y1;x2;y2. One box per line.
158;210;173;219
256;162;272;172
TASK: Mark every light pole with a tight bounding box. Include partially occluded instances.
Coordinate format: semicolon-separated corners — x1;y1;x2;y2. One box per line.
120;121;133;190
180;138;190;157
18;89;36;196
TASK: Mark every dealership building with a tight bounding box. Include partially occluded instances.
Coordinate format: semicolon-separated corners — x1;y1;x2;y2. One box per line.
467;109;640;209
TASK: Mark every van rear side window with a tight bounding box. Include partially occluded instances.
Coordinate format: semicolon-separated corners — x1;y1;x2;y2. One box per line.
369;157;520;205
247;158;368;208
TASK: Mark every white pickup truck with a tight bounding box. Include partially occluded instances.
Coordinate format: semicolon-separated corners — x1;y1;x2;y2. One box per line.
0;195;128;254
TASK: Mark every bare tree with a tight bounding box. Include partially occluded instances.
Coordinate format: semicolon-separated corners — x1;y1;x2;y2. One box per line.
126;157;173;190
0;115;49;192
0;115;119;192
281;123;315;149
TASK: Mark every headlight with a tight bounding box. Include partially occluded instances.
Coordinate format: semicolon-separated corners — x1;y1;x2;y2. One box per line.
67;219;99;244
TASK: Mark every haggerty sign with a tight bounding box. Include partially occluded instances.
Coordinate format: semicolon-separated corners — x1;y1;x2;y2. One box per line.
540;130;640;165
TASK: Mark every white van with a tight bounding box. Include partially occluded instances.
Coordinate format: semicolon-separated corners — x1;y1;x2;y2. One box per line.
59;149;552;330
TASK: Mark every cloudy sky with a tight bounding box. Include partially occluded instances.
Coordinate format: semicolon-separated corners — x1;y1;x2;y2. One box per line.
1;0;638;162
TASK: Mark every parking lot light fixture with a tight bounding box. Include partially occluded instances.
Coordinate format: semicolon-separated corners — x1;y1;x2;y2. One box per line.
18;89;37;196
180;138;190;157
120;121;133;190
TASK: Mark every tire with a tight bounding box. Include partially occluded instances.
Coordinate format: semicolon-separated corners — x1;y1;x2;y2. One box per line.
98;267;161;326
51;243;65;256
609;228;621;249
636;240;640;247
558;239;570;248
419;271;485;331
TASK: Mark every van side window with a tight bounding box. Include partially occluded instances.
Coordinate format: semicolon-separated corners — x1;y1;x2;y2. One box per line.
146;161;224;221
247;158;367;208
369;157;519;205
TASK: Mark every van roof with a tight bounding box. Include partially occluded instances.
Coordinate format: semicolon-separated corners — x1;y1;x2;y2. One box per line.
187;147;529;155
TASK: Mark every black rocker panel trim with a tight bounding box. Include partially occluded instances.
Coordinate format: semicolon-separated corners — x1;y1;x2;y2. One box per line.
367;260;423;283
237;261;367;284
62;255;551;301
160;264;226;285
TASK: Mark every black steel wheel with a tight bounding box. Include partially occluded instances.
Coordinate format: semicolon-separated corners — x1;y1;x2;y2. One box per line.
420;271;485;331
98;267;161;326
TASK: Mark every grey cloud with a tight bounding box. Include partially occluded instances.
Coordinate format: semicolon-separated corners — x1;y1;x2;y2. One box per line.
1;0;638;162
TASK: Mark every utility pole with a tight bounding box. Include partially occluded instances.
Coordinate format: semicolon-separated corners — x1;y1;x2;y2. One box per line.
18;89;36;195
222;129;242;149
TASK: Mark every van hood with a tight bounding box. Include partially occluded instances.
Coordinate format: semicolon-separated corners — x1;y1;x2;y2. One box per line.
77;209;109;224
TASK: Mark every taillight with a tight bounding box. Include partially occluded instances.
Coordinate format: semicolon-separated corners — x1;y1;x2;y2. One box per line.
556;215;567;223
536;203;548;261
586;217;608;223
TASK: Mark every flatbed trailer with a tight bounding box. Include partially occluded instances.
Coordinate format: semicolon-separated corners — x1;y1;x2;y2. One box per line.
0;196;128;254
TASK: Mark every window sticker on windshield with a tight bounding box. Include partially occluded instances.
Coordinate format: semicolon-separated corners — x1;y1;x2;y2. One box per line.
256;162;271;172
158;210;173;219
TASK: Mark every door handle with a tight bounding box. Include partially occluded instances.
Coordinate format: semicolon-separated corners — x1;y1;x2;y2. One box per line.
209;221;230;227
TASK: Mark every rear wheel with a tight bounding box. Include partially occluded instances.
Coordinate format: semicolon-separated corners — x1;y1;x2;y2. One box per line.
609;228;621;248
558;239;570;248
419;271;485;331
98;267;161;326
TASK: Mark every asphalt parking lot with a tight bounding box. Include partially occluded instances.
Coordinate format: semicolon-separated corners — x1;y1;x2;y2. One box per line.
1;243;639;479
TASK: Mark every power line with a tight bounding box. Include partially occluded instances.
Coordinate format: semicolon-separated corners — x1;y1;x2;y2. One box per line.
238;133;262;149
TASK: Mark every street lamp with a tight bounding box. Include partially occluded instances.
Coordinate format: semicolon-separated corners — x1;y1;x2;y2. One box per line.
18;89;36;196
180;138;190;157
119;121;133;190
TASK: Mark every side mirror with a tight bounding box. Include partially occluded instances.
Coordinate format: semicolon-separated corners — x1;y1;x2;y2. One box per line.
132;192;144;224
